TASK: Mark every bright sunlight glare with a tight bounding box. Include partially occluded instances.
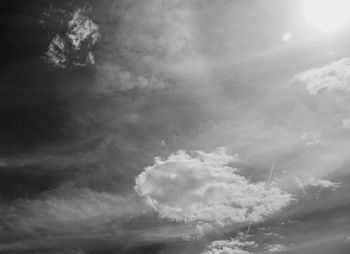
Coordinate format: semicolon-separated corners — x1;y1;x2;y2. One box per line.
303;0;350;32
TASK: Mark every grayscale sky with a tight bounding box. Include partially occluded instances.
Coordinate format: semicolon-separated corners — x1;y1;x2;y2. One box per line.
1;0;350;253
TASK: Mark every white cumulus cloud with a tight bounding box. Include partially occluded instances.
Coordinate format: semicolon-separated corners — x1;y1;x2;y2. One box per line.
294;58;350;95
135;147;293;225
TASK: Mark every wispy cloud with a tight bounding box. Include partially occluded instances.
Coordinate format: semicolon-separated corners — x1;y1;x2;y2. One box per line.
0;189;145;242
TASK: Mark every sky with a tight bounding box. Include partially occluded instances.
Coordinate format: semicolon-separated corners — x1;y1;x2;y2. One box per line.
1;0;350;253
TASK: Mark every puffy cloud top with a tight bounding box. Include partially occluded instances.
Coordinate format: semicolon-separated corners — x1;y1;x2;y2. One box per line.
294;58;350;95
135;147;293;225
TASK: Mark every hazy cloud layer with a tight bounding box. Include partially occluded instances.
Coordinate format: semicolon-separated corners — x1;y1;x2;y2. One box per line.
0;189;145;242
4;0;350;253
94;0;194;92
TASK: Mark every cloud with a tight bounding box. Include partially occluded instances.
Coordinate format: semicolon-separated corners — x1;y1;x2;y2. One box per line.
295;176;340;192
342;117;350;129
135;147;293;226
294;58;350;95
301;130;325;148
281;33;293;42
93;0;193;92
202;231;290;254
45;34;67;68
265;243;287;253
202;234;257;254
67;8;100;50
0;188;145;242
43;6;100;68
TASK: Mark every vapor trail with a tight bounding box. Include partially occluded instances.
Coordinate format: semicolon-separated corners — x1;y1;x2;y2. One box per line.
246;221;252;235
247;90;304;235
267;90;304;184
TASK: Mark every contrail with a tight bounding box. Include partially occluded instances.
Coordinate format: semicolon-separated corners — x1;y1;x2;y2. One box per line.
267;90;304;184
247;90;305;235
246;221;252;235
267;157;277;184
286;90;305;134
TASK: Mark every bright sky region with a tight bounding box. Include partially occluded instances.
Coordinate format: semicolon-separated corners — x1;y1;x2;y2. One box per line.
1;0;350;253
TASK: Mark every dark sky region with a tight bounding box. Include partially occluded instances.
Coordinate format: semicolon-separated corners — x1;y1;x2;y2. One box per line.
2;0;350;253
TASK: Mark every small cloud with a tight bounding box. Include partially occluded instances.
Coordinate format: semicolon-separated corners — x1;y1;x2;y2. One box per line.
301;130;325;148
87;52;95;64
342;117;350;129
135;147;293;226
281;32;293;42
294;58;350;95
202;235;258;254
295;176;340;192
265;243;287;253
281;219;296;225
45;34;67;68
263;232;284;239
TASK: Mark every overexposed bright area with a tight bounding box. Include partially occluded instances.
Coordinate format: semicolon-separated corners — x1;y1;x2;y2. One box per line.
303;0;350;32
